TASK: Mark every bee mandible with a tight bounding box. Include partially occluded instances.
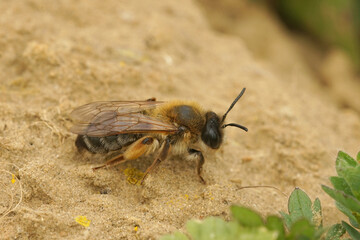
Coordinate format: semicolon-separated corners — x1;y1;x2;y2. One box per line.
70;88;248;184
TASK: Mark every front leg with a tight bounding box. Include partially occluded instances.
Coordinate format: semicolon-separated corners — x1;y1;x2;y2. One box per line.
188;149;206;184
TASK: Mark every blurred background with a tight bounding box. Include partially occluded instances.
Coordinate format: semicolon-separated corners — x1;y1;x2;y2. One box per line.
197;0;360;112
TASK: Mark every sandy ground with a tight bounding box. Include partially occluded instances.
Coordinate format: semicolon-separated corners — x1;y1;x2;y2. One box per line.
0;0;359;239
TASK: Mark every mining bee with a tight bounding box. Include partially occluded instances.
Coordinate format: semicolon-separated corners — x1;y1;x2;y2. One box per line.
70;88;248;184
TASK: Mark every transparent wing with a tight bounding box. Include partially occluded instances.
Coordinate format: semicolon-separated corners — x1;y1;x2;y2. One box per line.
70;101;178;136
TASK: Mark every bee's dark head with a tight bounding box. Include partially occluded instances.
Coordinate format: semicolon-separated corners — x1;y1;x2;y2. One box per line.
201;111;223;149
201;88;248;149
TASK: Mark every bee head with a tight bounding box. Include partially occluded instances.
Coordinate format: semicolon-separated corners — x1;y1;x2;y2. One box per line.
201;88;248;149
201;111;223;149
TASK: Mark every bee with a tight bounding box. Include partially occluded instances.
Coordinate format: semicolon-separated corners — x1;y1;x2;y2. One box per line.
70;88;248;184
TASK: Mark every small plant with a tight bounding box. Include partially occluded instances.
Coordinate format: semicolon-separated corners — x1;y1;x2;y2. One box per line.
161;188;344;240
322;151;360;239
161;151;360;240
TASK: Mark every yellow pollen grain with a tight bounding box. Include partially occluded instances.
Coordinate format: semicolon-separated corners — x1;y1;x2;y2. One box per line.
11;174;16;184
75;216;91;228
123;167;144;185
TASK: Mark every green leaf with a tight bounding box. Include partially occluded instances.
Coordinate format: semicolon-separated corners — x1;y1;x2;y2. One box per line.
280;211;292;230
335;202;360;229
312;198;323;228
186;217;277;240
160;232;189;240
325;223;346;240
233;228;277;240
338;151;358;167
354;212;360;228
342;221;360;239
287;188;313;224
334;151;360;199
330;176;354;197
265;216;285;240
315;227;327;240
186;217;239;240
343;165;360;199
336;151;358;178
357;151;360;162
287;218;316;239
231;205;263;227
321;185;360;213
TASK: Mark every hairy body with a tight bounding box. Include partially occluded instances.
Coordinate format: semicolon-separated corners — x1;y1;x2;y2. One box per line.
76;101;205;155
71;89;247;184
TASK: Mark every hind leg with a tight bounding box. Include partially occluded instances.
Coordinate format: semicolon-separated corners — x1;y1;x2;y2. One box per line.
140;137;171;184
93;136;158;170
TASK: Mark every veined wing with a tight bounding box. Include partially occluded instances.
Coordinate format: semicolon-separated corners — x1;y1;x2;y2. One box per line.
70;101;178;136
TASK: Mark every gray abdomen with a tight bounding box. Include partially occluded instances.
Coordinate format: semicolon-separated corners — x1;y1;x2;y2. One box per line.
75;134;142;153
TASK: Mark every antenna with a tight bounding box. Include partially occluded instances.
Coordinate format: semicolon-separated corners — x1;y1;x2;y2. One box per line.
222;123;248;132
221;88;246;123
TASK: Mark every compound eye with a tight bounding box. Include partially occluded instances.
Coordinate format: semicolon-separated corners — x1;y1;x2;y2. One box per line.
201;112;222;149
202;127;221;149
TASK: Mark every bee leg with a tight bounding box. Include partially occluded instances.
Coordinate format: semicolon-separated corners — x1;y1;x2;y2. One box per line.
92;154;125;171
188;149;206;184
140;138;171;184
93;136;157;171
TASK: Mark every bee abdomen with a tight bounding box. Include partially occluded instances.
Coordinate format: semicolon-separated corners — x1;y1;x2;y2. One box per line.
75;134;142;154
